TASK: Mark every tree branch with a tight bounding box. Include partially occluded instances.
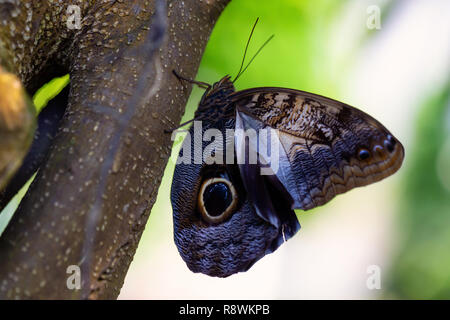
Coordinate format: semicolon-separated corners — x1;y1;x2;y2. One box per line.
0;0;230;299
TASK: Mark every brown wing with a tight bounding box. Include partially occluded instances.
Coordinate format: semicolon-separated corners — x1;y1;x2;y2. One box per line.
232;87;404;210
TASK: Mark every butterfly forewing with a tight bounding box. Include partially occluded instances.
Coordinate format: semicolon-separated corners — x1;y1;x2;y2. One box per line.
232;87;404;210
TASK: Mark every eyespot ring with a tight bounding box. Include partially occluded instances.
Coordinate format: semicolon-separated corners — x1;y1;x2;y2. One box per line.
197;177;238;224
357;148;371;161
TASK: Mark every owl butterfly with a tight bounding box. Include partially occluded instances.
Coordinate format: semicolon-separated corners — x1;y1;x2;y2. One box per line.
170;20;404;278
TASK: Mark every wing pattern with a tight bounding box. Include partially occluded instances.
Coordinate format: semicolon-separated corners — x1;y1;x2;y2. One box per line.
232;88;404;210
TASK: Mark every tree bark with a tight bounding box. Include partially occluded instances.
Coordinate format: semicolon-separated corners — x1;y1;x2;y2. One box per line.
0;0;230;299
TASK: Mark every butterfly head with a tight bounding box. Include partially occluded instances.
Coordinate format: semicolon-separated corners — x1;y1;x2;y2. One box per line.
203;76;235;101
194;76;236;120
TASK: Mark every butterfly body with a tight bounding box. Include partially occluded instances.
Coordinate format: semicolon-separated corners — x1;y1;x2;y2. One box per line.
171;75;404;277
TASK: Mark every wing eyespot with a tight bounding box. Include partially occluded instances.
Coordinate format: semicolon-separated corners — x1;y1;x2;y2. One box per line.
197;177;238;224
357;148;371;161
384;134;396;153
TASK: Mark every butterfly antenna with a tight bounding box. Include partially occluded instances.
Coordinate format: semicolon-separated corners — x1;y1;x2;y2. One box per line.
233;18;260;82
233;34;274;83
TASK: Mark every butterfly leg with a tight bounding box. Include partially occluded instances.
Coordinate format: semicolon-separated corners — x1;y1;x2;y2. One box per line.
172;70;211;90
164;71;213;133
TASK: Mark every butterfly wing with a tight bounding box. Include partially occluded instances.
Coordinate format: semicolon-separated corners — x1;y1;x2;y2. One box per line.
232;87;404;211
235;111;300;251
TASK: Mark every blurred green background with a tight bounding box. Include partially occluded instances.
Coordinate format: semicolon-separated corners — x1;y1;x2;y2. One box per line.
1;0;449;299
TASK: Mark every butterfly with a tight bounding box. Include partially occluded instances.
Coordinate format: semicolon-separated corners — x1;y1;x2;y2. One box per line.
170;19;404;278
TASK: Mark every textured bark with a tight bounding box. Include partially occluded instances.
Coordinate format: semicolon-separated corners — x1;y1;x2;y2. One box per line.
0;0;230;299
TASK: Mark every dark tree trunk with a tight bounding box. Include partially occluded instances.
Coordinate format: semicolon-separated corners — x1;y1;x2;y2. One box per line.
0;0;230;299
